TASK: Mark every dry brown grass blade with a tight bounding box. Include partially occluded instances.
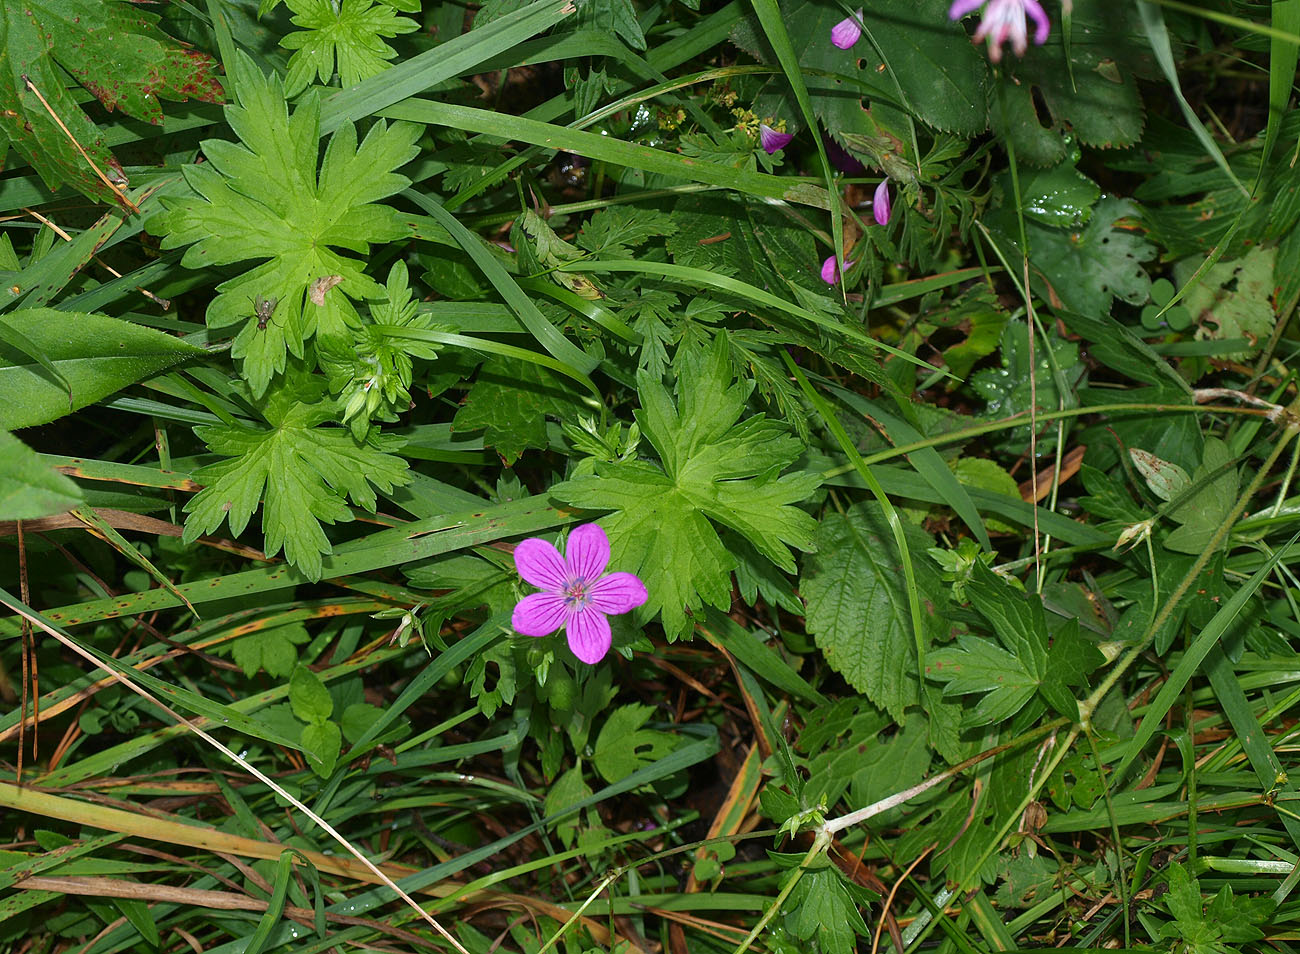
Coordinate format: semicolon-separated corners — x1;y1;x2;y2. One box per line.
1019;445;1087;503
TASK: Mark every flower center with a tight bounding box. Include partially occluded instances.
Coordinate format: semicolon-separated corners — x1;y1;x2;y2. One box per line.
562;578;593;611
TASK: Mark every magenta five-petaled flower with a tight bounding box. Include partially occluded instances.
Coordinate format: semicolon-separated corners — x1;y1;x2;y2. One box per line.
759;123;794;155
949;0;1050;62
831;8;864;49
511;523;647;665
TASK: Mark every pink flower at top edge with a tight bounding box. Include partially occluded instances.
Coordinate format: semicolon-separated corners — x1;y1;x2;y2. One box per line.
821;255;856;285
873;180;891;226
831;8;864;49
949;0;1050;62
511;523;647;665
759;123;795;155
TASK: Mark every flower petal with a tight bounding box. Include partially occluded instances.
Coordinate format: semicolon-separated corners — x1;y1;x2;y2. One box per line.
759;123;794;155
820;255;856;285
589;571;648;615
565;523;610;583
566;608;612;665
873;180;892;226
830;9;862;49
514;537;567;590
513;592;569;637
1024;0;1050;45
948;0;984;19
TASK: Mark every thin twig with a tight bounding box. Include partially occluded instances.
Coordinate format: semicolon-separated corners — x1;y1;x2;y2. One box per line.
21;77;139;213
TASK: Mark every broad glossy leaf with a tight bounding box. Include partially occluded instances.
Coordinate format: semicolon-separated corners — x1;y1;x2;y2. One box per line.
0;429;83;519
0;308;205;430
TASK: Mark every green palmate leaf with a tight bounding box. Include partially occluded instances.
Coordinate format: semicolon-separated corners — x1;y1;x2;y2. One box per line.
553;336;821;639
782;864;872;954
155;52;420;396
800;501;946;720
928;562;1102;724
989;0;1147;165
0;430;83;520
593;704;676;783
0;308;206;430
182;373;410;581
226;623;311;679
281;0;419;97
453;356;587;464
1159;864;1273;954
0;0;223;206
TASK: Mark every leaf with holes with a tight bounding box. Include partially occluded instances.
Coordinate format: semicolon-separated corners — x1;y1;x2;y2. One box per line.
1023;198;1156;316
1180;246;1276;360
593;704;676;783
988;0;1148;166
732;0;988;140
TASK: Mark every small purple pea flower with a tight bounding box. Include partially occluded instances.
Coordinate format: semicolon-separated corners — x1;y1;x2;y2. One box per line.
873;180;891;226
512;523;647;665
831;8;864;49
949;0;1050;62
821;255;856;285
759;123;794;155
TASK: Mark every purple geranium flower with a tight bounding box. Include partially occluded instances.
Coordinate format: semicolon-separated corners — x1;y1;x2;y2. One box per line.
873;180;892;226
821;255;856;285
831;8;864;49
949;0;1050;62
759;123;794;155
511;523;647;665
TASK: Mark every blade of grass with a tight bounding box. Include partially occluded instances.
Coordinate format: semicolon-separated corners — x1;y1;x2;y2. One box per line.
746;0;844;297
1202;642;1300;851
570;259;948;375
1110;530;1300;785
783;352;928;699
242;850;298;954
318;0;577;134
1137;1;1248;197
400;189;601;385
1265;1;1300;165
383;101;831;209
0;592;475;954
